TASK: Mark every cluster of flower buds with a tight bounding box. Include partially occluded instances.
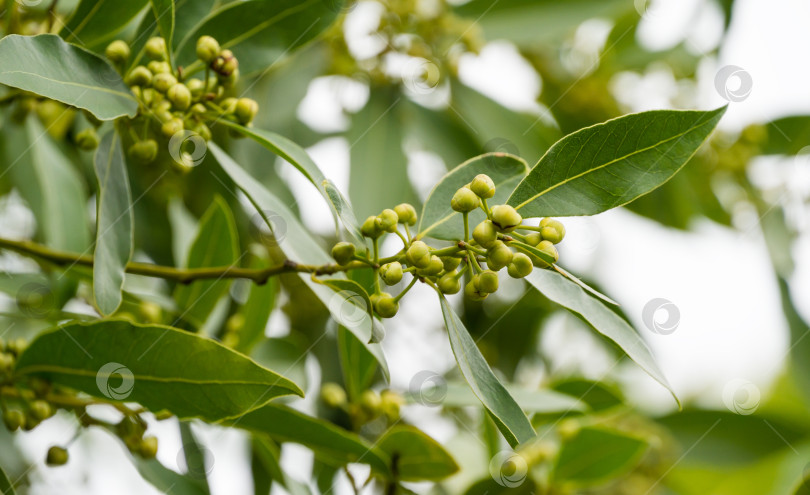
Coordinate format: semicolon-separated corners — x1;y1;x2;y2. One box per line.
320;382;404;425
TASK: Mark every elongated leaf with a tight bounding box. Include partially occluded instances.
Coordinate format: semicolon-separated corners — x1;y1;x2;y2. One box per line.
227;403;391;476
438;295;535;448
15;320;303;421
149;0;175;49
129;0;214;70
173;197;240;329
552;265;618;306
417;153;529;241
553;427;647;486
376;425;459;482
761;116;810;155
314;277;375;338
93;131;134;316
178;422;211;491
338;326;378;401
0;35;137;120
323;181;364;244
427;382;585;413
525;268;678;404
508;107;727;217
234;255;278;354
61;0;149;50
209;143;389;378
0;464;16;495
136;459;209;495
174;0;339;75
252;438;312;495
506;241;556;265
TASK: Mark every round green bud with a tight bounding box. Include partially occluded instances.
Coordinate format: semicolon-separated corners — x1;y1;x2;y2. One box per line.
105;40;130;64
473;220;498;249
220;68;239;90
145;37;167;60
196;36;221;63
3;408;25;431
442;256;461;272
321;382;347;408
126;66;152;87
75;128;100;151
374;293;399;318
167;83;191;111
138;436;158;459
361;216;383;239
394;203;417;225
190;122;212;141
220;97;238;114
540;219;565;244
437;272;461;294
152;72;177;93
417;255;444;277
380;390;403;420
0;352;14;374
360;390;382;416
380;262;403;285
219;50;238;76
470;174;496;199
147;60;171;74
507;252;533;278
490;205;522;232
377;208;399;233
464;277;487;301
451;187;480;213
6;338;27;356
478;270;499;293
190;103;207;115
406;241;432;269
161;118;184;138
486;241;513;271
140;88;157;107
187;78;206;99
46;446;69;466
129;139;158;164
532;240;559;268
524;232;542;246
331;241;356;265
235;98;259;125
29;400;53;421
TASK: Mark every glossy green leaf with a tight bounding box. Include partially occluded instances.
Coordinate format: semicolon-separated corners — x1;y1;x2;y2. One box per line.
508;107;727;218
323;181;364;245
173;197;240;329
438;295;536;448
227;403;391;476
178;422;211;492
136;459;209;495
0;464;16;495
376;425;459;481
15;319;303;421
0;34;137;120
552;265;618;306
234;255;279;354
338;326;378;401
315;277;378;341
209;143;389;378
417;152;529;241
93;131;134;316
174;0;339;75
525;268;678;404
553;427;647;486
149;0;175;49
61;0;148;50
428;382;586;413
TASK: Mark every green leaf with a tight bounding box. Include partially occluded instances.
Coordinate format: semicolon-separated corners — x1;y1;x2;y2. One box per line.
761;116;810;155
506;240;557;265
338;326;378;401
553;427;647;486
314;277;378;341
525;268;678;404
149;0;175;50
234;254;279;354
128;0;214;70
93;131;134;316
209;143;389;378
178;422;211;491
173;197;240;329
438;295;536;448
228;403;391;476
417;152;529;241
136;458;209;495
429;382;586;414
15;319;303;421
174;0;339;75
251;437;312;495
250;337;308;392
0;34;137;120
507;107;727;217
376;425;459;482
551;265;618;306
61;0;149;50
0;464;16;495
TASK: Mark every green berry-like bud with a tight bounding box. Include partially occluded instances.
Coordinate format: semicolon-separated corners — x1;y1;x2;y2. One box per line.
220;68;239;90
235;98;259;125
190;122;212;141
406;241;431;268
29;400;53;421
540;219;565;244
442;256;461;272
147;60;171;74
331;242;356;265
145;37;166;60
152;72;177;93
490;205;522;232
394;203;417;225
377;208;399;233
417;255;444;277
470;174;496;199
380;390;403;420
75;128;99;151
0;352;14;374
187;78;205;98
196;36;221;63
220;97;238;114
486;241;513;271
478;270;499;293
473;220;498;248
105;40;130;64
507;252;533;278
360;390;382;416
167;83;191;111
380;262;403;285
46;446;69;466
532;240;559;268
190;103;207;115
321;382;347;408
161;118;184;138
374;293;399;318
3;408;25;431
220;50;238;76
129;140;158;164
437;272;461;294
7;338;27;356
524;232;542;246
126;66;152;87
138;436;158;459
451;187;480;213
464;277;487;301
361;216;383;238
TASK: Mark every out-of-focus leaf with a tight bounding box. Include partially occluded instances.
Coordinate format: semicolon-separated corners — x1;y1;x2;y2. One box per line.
136;458;209;495
61;0;148;50
178;422;211;493
93;130;133;316
15;319;303;421
252;437;312;495
0;34;137;120
551;378;624;412
338;326;378;401
401;99;481;170
508;107;727;218
425;382;586;414
149;0;175;49
552;265;619;306
439;295;536;448
129;0;215;69
250;337;308;392
234;254;279;354
761;116;810;156
0;464;16;495
553;427;647;486
376;425;460;481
